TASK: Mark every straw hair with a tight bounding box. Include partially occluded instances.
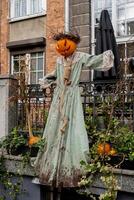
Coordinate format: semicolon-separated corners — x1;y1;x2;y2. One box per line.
53;32;81;44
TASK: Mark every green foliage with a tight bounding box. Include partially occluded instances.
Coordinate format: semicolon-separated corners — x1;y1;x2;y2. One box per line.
0;155;25;200
1;128;27;153
31;137;46;151
80;92;134;200
0;127;46;200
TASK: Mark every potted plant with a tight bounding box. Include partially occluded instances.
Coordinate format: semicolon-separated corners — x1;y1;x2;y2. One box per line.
106;125;134;170
79;96;134;199
1;127;28;156
28;136;45;157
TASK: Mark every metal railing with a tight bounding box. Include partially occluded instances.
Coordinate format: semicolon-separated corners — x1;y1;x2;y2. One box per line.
17;78;134;134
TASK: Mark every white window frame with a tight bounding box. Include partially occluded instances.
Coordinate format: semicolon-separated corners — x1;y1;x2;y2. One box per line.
91;0;134;50
30;52;45;84
10;0;47;22
11;52;45;85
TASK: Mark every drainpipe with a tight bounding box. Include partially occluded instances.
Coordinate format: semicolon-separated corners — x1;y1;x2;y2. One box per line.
65;0;69;32
0;0;2;74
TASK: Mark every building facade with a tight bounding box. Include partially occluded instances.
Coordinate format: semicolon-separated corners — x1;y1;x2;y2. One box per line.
70;0;134;77
0;0;64;84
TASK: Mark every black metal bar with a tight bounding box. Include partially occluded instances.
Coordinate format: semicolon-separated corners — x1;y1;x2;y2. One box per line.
17;79;134;134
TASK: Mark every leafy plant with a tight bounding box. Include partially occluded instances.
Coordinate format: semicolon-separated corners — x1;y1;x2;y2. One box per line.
79;80;134;200
0;154;25;200
1;128;27;155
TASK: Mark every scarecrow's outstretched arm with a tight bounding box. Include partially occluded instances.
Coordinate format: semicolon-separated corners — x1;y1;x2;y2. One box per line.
39;69;57;89
82;50;114;71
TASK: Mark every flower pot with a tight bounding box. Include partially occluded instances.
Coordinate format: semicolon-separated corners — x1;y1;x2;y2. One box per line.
121;158;134;170
7;145;29;156
107;155;124;168
30;147;39;157
108;155;134;170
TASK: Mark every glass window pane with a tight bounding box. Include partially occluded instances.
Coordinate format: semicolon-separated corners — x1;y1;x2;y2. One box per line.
15;0;27;17
127;21;134;35
37;72;43;83
117;0;134;36
126;5;134;19
105;0;112;8
127;0;134;3
117;23;125;36
31;59;36;71
118;0;126;5
30;72;36;84
38;52;43;57
30;0;41;14
14;60;19;72
12;52;44;84
94;0;112;22
31;53;36;58
95;12;101;24
94;0;112;39
98;1;102;9
20;0;27;17
117;8;125;20
15;0;20;17
38;58;43;70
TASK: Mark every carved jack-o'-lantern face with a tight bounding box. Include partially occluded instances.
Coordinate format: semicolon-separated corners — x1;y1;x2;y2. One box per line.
55;39;77;57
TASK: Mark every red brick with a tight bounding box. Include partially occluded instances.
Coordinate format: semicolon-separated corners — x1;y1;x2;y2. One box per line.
0;0;9;75
46;0;65;73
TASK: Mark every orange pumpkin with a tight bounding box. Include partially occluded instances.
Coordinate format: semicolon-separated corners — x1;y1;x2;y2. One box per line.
109;148;117;156
55;38;77;57
97;143;111;155
28;136;40;147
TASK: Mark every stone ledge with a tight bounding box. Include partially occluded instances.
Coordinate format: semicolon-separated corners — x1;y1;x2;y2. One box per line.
0;153;36;177
0;75;17;80
1;154;134;194
90;169;134;195
6;37;46;50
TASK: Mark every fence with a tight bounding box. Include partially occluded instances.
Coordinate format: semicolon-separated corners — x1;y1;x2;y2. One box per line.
17;78;134;135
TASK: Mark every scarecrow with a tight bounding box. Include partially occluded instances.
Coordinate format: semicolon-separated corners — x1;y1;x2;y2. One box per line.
34;32;114;188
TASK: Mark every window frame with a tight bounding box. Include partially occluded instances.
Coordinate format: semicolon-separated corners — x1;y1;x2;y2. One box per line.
9;0;47;22
11;51;45;85
91;0;134;52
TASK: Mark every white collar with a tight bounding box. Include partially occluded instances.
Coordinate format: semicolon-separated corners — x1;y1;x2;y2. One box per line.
57;51;84;65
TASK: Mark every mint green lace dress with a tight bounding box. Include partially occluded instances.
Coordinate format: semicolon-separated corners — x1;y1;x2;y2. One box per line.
34;50;114;187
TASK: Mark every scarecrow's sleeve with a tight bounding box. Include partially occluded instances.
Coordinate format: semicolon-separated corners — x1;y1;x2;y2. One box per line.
82;50;114;71
39;68;57;89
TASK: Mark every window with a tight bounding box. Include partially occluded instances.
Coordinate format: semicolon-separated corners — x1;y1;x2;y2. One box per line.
10;0;46;20
117;0;134;36
92;0;134;41
11;52;44;84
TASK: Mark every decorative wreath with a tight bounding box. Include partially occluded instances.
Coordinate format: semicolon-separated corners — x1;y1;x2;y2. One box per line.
53;32;81;44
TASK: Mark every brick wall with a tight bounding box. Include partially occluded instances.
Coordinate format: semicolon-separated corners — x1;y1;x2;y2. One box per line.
0;0;9;75
46;0;65;73
70;0;91;54
70;0;91;81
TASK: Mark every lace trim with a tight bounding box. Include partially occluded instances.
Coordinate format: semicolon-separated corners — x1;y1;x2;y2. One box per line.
57;52;84;65
39;70;56;89
96;50;114;71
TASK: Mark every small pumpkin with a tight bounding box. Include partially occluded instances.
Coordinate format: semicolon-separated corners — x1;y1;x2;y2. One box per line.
97;143;111;155
109;148;117;156
28;136;40;147
55;38;77;57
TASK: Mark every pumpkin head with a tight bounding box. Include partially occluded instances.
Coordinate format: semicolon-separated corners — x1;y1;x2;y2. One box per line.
55;38;77;57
